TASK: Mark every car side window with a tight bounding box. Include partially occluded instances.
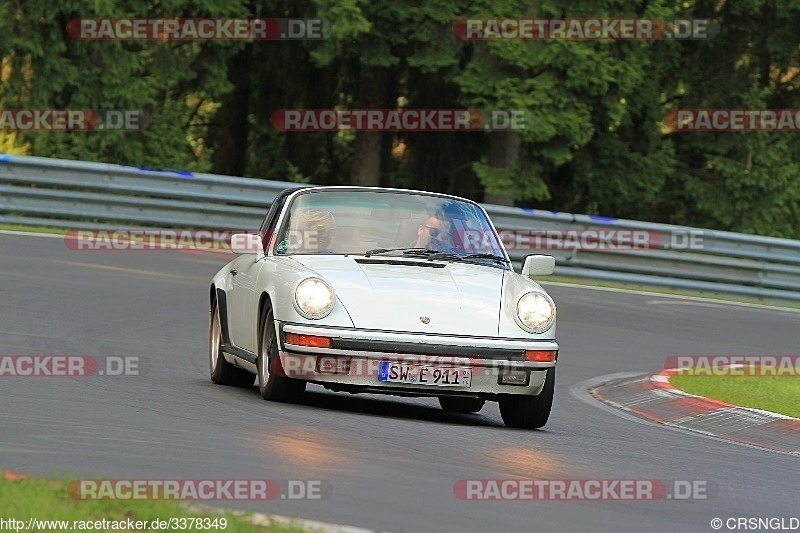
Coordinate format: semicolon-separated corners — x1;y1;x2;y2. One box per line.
258;188;296;253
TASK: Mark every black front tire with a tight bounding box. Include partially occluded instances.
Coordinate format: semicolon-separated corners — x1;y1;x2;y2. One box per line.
438;397;486;413
258;306;306;402
499;368;555;429
209;303;255;387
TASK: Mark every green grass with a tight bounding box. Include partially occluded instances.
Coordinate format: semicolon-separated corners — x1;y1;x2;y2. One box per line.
0;223;70;235
669;375;800;418
0;474;309;532
538;274;800;311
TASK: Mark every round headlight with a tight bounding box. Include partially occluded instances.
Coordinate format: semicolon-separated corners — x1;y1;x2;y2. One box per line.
515;292;555;333
294;278;335;319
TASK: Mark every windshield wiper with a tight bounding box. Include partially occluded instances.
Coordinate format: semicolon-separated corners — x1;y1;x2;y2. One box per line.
364;248;509;265
461;253;510;263
427;252;462;261
364;247;440;257
426;252;510;264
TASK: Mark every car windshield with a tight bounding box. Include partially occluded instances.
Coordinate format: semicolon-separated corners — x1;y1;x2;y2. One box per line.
273;189;506;259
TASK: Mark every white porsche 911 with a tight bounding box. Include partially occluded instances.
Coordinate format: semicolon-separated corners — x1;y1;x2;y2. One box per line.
209;186;559;429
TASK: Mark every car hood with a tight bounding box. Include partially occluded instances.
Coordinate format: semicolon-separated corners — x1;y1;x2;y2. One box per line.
290;256;504;336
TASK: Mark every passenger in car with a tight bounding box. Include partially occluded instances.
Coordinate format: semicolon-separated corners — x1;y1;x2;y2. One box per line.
287;209;337;252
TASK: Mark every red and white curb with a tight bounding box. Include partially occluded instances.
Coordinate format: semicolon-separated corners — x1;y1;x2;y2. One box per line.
589;369;800;455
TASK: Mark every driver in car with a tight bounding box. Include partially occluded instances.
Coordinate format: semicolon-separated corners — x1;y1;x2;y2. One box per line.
411;209;452;251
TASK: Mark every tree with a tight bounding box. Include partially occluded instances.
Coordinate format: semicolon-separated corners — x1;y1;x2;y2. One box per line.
658;0;800;237
0;0;245;170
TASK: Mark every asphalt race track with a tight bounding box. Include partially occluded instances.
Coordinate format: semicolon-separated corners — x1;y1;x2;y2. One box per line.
1;232;798;533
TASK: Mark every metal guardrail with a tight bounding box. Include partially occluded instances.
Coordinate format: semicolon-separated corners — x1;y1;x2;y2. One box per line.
2;154;800;304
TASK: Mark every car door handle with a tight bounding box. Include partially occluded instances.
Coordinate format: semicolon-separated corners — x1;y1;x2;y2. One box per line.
230;267;238;275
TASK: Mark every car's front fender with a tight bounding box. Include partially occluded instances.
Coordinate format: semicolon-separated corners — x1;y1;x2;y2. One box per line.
256;257;355;328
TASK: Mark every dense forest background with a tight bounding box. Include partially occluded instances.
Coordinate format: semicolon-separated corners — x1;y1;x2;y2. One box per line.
2;0;800;237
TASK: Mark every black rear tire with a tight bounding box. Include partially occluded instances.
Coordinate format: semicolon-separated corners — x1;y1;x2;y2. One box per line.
258;306;306;402
499;368;555;429
438;397;485;413
209;303;255;387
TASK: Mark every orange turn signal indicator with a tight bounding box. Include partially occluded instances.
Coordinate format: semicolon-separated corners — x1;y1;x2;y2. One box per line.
284;333;332;348
524;350;558;363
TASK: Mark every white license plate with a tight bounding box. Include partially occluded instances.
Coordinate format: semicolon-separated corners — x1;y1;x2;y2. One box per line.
377;361;471;387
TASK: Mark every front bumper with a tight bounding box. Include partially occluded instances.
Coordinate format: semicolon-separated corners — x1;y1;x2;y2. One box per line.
277;323;558;398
